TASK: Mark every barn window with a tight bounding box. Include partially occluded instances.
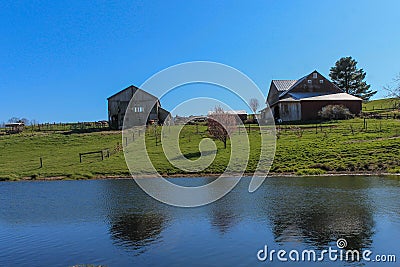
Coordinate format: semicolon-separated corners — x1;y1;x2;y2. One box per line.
134;107;144;113
313;73;317;79
319;79;324;84
307;80;312;84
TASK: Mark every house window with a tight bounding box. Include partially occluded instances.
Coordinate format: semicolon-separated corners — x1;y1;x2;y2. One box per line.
313;73;317;79
307;80;312;84
319;79;324;84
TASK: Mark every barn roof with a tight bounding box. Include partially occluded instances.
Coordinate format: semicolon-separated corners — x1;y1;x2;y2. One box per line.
289;92;331;99
279;96;299;102
279;92;362;101
107;85;159;101
5;122;24;127
159;106;171;114
278;71;343;99
293;92;362;101
207;110;247;116
279;76;308;97
272;80;298;92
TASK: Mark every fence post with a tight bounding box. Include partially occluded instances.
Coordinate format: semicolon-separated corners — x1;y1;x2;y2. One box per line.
40;157;43;168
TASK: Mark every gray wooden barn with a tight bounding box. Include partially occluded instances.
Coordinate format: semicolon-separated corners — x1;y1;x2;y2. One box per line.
107;85;170;130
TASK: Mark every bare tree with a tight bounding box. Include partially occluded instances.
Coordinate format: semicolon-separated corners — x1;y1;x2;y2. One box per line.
30;119;38;126
208;106;237;149
7;117;30;125
249;98;260;114
19;118;29;125
384;73;400;99
8;117;20;123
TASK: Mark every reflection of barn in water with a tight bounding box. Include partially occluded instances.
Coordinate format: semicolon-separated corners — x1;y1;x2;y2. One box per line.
102;180;167;254
109;213;165;253
264;177;374;251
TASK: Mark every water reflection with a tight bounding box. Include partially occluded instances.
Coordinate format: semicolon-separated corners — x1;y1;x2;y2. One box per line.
101;180;167;254
265;176;374;251
210;200;239;234
109;213;165;253
2;177;398;266
103;177;377;253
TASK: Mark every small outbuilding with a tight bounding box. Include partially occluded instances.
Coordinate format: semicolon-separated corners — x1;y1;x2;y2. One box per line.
207;110;248;122
5;122;25;134
107;85;171;130
261;70;362;122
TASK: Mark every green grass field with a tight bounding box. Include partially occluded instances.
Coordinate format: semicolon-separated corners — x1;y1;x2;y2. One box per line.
1;116;400;181
363;98;400;112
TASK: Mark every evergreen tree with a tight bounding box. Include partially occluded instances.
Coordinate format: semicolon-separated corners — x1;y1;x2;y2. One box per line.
329;56;377;100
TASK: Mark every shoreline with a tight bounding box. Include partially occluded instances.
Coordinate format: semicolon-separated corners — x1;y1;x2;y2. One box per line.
3;171;400;182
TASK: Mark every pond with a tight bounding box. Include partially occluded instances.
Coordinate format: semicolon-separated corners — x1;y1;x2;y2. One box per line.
0;176;399;266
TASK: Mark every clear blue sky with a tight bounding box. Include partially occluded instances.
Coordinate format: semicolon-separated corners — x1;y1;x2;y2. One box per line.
1;0;399;123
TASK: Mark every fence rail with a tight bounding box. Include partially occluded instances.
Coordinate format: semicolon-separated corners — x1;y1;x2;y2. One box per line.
79;149;110;163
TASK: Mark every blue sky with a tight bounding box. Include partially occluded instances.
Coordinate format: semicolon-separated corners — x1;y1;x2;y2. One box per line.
1;0;399;122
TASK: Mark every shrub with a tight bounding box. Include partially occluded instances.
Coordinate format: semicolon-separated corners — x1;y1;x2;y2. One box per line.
309;163;332;171
318;105;354;120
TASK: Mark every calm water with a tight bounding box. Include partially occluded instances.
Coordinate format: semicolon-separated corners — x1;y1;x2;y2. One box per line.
0;176;399;266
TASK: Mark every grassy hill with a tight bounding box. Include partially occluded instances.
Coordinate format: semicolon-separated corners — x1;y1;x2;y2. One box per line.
1;117;400;180
363;97;400;112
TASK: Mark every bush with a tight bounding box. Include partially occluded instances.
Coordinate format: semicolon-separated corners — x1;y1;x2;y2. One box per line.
318;105;354;120
309;163;332;171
